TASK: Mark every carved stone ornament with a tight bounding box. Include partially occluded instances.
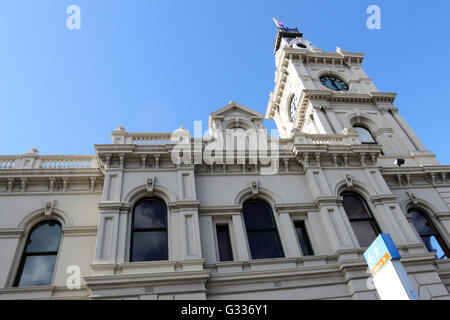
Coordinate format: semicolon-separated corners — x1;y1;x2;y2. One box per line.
45;200;55;216
114;125;126;132
250;180;259;195
344;173;353;188
406;191;418;205
146;176;156;192
342;127;356;135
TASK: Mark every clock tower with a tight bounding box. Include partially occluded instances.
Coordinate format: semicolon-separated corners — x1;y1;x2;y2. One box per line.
265;24;437;167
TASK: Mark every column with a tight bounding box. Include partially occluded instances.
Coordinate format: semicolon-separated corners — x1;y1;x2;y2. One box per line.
277;212;302;257
232;215;250;261
312;106;334;134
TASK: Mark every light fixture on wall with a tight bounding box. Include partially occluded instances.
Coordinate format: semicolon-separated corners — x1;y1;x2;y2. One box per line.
395;159;405;167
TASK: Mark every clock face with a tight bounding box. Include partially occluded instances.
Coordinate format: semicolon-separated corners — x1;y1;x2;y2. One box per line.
320;76;349;91
289;94;298;122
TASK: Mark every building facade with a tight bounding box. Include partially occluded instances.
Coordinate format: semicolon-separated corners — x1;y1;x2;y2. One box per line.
0;27;449;300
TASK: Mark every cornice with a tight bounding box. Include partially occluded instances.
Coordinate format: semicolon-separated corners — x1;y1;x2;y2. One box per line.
198;205;242;214
380;165;450;175
207;258;340;283
0;168;102;177
292;91;395;132
381;166;450;189
274;202;316;213
281;47;365;67
168;200;201;211
98;202;131;213
369;194;398;205
0;228;24;239
62;226;98;237
85;268;210;286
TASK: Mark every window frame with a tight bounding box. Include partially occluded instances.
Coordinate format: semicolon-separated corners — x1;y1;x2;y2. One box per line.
242;199;284;260
293;219;314;256
215;223;234;262
408;207;450;259
14;220;62;287
353;125;377;145
341;191;382;248
129;197;169;262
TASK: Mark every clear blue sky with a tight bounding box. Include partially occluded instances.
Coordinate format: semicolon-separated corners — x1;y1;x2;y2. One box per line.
1;1;449;164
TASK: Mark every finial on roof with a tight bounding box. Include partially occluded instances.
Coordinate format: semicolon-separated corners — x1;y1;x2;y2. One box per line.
27;148;39;154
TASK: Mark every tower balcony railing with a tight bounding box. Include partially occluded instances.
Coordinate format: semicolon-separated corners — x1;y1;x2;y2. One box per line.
292;133;359;146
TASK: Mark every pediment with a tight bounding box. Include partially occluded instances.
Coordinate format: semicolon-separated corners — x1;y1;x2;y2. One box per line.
210;101;264;120
208;102;264;130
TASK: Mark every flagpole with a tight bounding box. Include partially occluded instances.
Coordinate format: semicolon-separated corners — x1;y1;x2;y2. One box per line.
272;17;280;29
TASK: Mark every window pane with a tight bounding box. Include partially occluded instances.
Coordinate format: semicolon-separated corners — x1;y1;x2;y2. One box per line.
354;126;376;143
133;199;167;229
342;194;371;219
26;222;61;253
247;231;282;259
216;225;233;262
132;231;168;261
17;255;57;287
294;221;314;256
421;235;448;260
350;220;378;247
243;200;275;230
410;210;434;236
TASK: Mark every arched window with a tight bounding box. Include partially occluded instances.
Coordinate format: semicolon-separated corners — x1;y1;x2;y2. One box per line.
409;208;449;259
14;220;62;287
242;199;283;259
130;198;168;262
342;192;381;247
353;125;377;144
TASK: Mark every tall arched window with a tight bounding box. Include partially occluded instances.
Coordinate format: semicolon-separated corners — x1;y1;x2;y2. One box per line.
14;220;62;287
353;125;377;144
242;199;284;259
342;192;381;247
409;208;449;259
130;198;168;262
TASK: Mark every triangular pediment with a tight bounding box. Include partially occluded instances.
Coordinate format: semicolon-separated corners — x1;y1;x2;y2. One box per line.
210;101;264;120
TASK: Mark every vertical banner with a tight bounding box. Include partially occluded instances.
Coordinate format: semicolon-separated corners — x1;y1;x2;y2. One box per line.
364;234;419;300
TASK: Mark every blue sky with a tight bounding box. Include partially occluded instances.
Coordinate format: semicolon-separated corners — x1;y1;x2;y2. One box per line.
1;1;449;164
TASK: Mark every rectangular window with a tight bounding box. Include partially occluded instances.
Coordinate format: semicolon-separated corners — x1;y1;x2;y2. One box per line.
294;221;314;256
216;224;233;262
